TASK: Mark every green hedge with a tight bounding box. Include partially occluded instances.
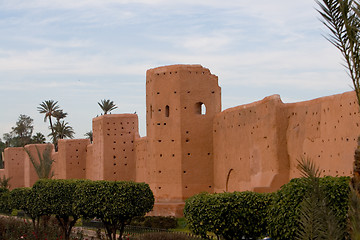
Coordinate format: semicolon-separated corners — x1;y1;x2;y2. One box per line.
267;176;350;240
0;188;10;214
9;187;32;214
184;191;272;239
32;179;85;240
74;180;154;240
131;216;178;229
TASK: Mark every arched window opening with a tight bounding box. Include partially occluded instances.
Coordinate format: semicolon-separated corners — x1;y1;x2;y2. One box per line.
195;102;206;115
165;105;170;117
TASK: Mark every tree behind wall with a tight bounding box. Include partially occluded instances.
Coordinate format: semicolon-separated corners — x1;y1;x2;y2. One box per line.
98;99;117;114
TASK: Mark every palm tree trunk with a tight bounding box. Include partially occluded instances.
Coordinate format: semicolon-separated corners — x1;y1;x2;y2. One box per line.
49;117;58;151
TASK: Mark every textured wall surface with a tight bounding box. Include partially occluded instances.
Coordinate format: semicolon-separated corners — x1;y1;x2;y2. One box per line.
213;95;289;193
2;64;359;217
57;139;89;179
92;114;138;181
286;91;359;179
4;147;25;189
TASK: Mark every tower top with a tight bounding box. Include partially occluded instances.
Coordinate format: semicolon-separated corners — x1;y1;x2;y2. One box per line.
147;64;212;76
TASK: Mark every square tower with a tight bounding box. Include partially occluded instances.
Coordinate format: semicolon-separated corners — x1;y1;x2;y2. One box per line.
146;65;221;204
91;114;139;181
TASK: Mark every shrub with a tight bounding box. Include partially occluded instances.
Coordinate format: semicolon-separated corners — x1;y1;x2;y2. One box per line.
32;179;85;240
0;216;62;240
0;187;10;214
184;191;272;240
131;216;178;229
137;232;194;240
267;176;350;240
9;187;44;233
74;180;154;240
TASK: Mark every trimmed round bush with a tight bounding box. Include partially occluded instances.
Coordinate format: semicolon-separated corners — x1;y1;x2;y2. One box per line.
184;191;272;239
74;180;154;240
267;176;350;240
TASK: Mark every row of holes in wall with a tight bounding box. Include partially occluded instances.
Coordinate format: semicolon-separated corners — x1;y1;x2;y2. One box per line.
106;121;135;125
152;90;216;95
146;70;210;84
213;101;360;133
215;99;359;121
156;152;211;158
214;119;360;134
149;103;206;119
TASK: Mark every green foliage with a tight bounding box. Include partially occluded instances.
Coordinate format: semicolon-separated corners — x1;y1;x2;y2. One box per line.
10;187;45;234
267;176;350;240
137;232;194;240
84;130;93;143
32;179;85;240
316;0;360;107
296;157;346;240
9;187;32;213
74;180;154;240
0;138;5;168
349;185;360;240
31;132;46;144
50;121;75;140
0;216;63;240
184;191;272;240
131;216;178;229
0;187;10;214
2;114;35;147
24;144;54;179
98;99;118;114
37;100;74;150
0;175;11;189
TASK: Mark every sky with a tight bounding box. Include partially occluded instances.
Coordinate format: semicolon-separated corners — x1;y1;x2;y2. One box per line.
0;0;351;139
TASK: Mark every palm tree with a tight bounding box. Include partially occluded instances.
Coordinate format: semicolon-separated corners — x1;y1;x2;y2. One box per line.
296;157;345;240
84;131;93;143
0;176;11;189
98;99;117;114
53;110;68;123
37;100;60;144
316;0;360;107
51;121;75;140
31;132;46;144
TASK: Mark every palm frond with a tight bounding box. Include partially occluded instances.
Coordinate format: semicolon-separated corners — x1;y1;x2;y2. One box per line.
316;0;360;107
296;157;345;240
98;99;118;114
24;144;54;179
349;183;360;240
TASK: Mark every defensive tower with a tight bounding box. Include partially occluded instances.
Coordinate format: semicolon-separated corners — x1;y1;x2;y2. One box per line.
146;64;221;211
90;114;138;181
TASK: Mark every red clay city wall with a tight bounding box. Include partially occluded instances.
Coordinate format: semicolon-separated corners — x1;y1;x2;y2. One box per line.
92;114;138;181
1;64;360;217
24;144;54;188
3;147;26;189
286;91;359;179
213;95;289;194
57;139;89;179
134;136;149;183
